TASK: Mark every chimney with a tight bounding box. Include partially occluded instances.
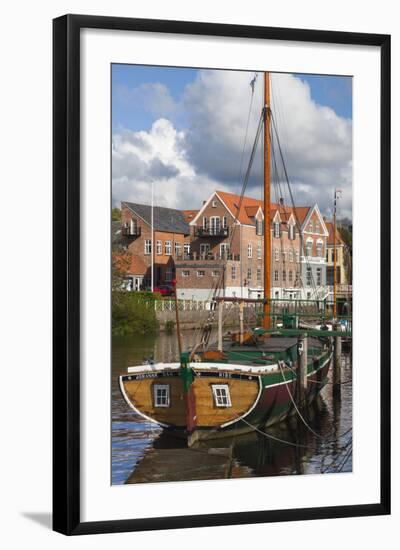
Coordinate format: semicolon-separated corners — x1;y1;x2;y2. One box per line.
279;197;284;206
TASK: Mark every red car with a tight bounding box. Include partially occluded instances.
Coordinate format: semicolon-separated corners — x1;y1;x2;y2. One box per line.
152;284;175;296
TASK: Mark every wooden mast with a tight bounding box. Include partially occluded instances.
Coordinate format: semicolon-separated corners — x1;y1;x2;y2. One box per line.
263;72;271;329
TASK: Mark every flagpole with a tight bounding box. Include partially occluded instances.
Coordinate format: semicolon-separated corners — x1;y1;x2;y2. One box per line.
151;180;154;292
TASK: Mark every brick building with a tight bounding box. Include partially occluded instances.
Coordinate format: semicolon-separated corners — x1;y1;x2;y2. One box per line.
325;221;348;286
175;190;327;300
120;201;190;290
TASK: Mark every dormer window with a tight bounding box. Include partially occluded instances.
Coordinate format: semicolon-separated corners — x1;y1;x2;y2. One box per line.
274;221;280;238
256;219;263;236
212;200;218;208
288;224;295;240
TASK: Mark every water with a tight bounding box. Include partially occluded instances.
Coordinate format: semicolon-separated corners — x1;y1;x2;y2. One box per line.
112;331;352;485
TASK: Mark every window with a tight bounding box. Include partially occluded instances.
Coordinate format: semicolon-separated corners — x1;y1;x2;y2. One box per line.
289;270;293;283
274;248;279;261
257;242;262;259
200;243;210;256
274;270;279;282
315;222;320;233
316;240;323;257
247;268;252;281
197;270;205;278
289;250;293;262
306;239;313;257
154;385;170;407
156;240;162;255
165;240;172;255
220;243;230;258
296;251;300;263
282;270;286;282
210;216;221;235
165;268;173;282
212;270;220;278
222;216;227;229
289;224;295;240
274;221;280;238
144;239;152;255
282;250;286;262
212;200;218;208
257;267;262;283
184;243;190;257
256;219;263;236
247;243;253;258
203;217;208;229
306;266;312;287
231;265;237;280
309;221;314;232
212;384;232;407
182;270;190;277
174;241;182;257
316;267;322;286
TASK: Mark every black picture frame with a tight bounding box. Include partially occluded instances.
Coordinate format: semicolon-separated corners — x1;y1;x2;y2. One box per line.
53;14;391;535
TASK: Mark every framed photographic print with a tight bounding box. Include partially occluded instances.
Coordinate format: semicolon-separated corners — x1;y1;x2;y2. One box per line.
53;14;390;535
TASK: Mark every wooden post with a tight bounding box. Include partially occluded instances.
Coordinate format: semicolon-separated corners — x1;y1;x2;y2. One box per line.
333;323;342;398
239;301;245;345
297;333;308;407
218;300;224;352
263;72;271;330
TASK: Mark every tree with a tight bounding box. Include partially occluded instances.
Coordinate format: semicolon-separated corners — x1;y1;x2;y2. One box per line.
112;207;121;221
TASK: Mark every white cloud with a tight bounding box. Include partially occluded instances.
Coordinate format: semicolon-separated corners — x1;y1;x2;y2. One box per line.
112;70;352;219
116;82;178;118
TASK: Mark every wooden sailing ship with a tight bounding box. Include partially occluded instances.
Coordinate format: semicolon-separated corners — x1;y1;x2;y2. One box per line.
119;72;337;445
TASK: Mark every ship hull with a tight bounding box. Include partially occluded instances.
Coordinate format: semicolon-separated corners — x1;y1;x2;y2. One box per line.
119;342;332;444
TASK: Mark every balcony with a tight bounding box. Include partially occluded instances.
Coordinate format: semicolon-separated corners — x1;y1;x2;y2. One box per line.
194;227;229;238
122;225;141;237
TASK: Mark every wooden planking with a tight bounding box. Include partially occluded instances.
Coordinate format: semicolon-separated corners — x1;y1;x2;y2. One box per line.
123;377;186;426
192;375;259;427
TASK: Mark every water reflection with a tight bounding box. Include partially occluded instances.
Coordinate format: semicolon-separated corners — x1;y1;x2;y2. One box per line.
112;332;352;485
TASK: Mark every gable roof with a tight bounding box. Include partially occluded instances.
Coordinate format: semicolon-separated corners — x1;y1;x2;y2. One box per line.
215;190;311;227
122;201;190;235
325;221;345;246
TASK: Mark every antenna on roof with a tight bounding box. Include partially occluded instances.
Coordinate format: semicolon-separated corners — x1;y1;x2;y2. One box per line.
250;73;258;93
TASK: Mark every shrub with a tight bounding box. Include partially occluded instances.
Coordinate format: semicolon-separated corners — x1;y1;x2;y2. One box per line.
112;291;158;336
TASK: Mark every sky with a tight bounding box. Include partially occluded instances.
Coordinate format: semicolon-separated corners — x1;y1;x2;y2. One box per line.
112;64;352;220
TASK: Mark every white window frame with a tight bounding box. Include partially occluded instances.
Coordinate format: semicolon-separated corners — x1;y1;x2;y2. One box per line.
231;265;237;280
288;224;295;240
316;239;323;257
257;242;262;259
183;243;190;257
174;241;182;257
210;216;221;235
257;267;262;283
222;216;227;229
144;239;152;255
247;267;252;280
274;221;280;238
289;270;293;283
200;243;210;256
203;217;208;229
212;200;218;208
247;243;253;258
306;266;312;287
165;240;172;255
197;270;205;278
256;219;263;236
154;384;170;407
306;238;313;257
212;384;232;407
274;248;279;261
274;270;279;282
156;240;162;255
220;243;230;258
289;250;293;262
182;270;190;277
316;267;322;286
211;270;220;278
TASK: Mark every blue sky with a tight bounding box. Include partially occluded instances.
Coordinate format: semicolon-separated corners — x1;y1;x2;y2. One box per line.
111;65;352;218
112;64;352;132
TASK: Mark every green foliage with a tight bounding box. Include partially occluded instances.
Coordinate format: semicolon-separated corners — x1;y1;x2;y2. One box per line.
112;291;158;336
112;207;121;221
